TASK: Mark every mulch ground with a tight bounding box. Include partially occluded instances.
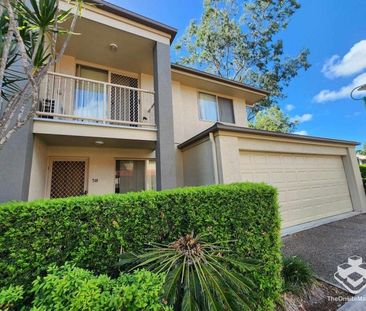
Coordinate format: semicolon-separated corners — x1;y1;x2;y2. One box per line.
281;280;352;311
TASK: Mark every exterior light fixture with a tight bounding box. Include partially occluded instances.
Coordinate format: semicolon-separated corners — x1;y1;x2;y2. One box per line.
351;84;366;109
95;140;104;145
109;43;118;52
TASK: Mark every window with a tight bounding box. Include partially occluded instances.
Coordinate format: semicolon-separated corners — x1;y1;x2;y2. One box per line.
115;160;156;193
75;65;108;119
198;92;235;123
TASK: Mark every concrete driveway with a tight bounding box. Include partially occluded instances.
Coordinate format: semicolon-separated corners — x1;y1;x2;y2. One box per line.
282;214;366;287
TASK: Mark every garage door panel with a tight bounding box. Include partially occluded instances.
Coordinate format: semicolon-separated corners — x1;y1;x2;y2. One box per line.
240;151;353;228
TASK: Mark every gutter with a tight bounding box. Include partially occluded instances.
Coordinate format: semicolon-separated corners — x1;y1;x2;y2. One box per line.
171;63;269;96
178;123;360;150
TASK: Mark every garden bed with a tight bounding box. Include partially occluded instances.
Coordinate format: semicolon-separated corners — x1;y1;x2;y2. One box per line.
282;280;351;311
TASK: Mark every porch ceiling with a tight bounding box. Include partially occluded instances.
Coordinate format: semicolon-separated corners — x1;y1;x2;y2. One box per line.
36;134;156;149
57;17;155;74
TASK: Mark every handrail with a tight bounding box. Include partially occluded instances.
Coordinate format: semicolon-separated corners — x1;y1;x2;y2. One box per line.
47;71;155;94
35;112;156;128
38;71;156;128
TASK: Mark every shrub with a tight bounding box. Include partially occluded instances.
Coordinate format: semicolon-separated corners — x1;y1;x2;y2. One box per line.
31;264;169;310
0;183;281;310
282;256;314;294
120;233;258;310
360;165;366;193
0;285;24;311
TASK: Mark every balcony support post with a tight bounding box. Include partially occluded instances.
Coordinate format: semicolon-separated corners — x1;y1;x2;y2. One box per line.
153;42;177;190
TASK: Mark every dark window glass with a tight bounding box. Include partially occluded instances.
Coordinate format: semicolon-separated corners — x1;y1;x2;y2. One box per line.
218;97;234;123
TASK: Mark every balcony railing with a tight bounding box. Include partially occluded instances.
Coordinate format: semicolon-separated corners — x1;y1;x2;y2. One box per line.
36;72;155;128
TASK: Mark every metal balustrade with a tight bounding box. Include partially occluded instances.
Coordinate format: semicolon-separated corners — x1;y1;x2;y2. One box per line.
37;72;155;128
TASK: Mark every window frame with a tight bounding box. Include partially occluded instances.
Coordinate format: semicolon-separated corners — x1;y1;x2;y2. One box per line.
197;91;235;124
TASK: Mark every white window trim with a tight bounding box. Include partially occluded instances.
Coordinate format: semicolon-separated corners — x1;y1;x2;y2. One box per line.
198;91;235;124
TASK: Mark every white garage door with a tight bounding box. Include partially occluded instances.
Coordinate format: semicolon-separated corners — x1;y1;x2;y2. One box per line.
240;151;353;228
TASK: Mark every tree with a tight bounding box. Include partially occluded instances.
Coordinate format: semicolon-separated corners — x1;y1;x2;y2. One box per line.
249;105;297;133
357;144;366;155
175;0;310;120
0;0;82;147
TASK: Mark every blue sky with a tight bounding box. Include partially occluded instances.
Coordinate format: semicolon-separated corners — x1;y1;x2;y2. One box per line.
111;0;366;147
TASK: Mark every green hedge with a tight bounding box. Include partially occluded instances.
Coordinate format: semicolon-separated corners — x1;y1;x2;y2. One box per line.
0;266;168;310
361;165;366;193
0;183;282;310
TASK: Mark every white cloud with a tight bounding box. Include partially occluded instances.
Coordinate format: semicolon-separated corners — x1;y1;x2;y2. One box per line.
285;104;295;111
291;113;313;123
314;72;366;103
322;40;366;78
294;130;308;135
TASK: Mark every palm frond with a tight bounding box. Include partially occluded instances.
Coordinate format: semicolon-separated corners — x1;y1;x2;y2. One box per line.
118;233;258;311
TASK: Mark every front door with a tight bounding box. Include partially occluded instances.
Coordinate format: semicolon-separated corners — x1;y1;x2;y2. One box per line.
49;159;88;198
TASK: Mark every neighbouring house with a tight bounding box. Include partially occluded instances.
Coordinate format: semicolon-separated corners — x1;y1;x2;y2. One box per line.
0;0;365;231
357;154;366;165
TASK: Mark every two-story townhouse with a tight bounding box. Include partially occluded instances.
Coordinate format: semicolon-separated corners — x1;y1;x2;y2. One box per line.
0;0;365;232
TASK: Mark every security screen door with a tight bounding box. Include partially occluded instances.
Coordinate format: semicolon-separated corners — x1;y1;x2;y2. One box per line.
110;73;139;123
49;159;87;198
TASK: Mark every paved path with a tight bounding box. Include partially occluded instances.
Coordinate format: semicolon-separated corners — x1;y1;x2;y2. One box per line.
282;214;366;287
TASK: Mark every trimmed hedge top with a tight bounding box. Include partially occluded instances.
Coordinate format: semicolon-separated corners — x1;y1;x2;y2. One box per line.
360;165;366;179
0;183;282;310
360;165;366;193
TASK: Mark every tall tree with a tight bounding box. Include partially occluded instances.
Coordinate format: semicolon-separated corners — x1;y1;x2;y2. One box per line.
357;143;366;156
0;0;82;147
249;105;297;133
175;0;310;120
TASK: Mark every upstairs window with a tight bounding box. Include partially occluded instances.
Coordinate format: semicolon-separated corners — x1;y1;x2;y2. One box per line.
198;92;235;123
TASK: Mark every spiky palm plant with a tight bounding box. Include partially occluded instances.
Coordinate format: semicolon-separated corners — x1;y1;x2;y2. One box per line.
118;234;258;311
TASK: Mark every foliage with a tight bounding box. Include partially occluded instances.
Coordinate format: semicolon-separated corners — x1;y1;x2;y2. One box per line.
0;183;282;310
175;0;310;118
0;285;24;311
360;165;366;193
0;0;78;100
30;264;169;311
282;256;314;294
0;0;82;146
357;144;366;155
119;233;257;310
249;105;297;133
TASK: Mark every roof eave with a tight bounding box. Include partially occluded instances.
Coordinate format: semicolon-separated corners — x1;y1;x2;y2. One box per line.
178;123;360;149
171;63;269;96
86;0;178;43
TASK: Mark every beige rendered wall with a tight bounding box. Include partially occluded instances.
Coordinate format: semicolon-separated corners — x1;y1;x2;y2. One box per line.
181;139;216;186
171;80;248;186
28;141;155;200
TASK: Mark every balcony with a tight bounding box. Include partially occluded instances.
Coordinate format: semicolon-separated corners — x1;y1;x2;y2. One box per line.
33;71;157;147
36;72;155;128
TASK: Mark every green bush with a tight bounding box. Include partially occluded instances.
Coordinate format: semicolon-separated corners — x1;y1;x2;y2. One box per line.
30;264;169;310
0;183;282;310
360;165;366;193
282;256;314;294
0;285;24;310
